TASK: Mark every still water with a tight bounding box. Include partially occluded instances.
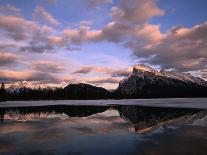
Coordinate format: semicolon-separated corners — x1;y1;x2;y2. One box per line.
0;101;207;155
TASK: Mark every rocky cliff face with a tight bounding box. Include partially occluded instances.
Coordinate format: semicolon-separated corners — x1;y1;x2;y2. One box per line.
115;65;207;98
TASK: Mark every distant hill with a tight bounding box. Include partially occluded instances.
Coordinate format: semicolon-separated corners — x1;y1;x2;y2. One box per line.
64;83;111;99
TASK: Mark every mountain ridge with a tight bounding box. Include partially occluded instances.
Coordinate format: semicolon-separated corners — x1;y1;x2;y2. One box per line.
115;64;207;98
2;64;207;100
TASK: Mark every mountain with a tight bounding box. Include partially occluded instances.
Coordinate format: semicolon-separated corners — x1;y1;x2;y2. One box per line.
64;83;111;99
6;81;31;93
6;81;56;93
115;65;207;98
2;65;207;101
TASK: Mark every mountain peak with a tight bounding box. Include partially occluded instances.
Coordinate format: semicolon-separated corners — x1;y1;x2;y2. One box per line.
133;64;156;72
132;64;159;76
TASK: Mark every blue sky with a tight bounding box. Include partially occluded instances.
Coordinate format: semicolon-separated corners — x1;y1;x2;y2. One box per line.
0;0;207;89
151;0;207;31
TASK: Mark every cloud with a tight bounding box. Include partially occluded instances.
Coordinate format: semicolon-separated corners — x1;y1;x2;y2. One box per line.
0;13;39;40
86;77;121;84
73;65;132;77
0;41;19;51
200;69;207;79
0;13;53;42
0;70;58;82
89;0;113;6
0;4;21;15
69;20;93;27
48;36;62;45
63;26;102;45
101;0;207;73
130;22;207;71
33;6;60;26
30;61;65;73
111;0;164;25
20;41;54;53
0;13;60;53
73;66;94;74
59;0;165;47
19;29;62;53
65;0;164;44
101;22;131;42
0;52;18;66
110;68;132;77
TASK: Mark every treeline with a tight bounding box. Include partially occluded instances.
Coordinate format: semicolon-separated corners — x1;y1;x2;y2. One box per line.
0;83;6;101
1;87;65;101
0;83;112;101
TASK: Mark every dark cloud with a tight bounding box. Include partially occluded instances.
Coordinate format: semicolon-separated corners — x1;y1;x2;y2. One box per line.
110;68;131;77
73;66;94;74
20;41;54;53
30;61;65;73
0;52;18;66
102;22;131;42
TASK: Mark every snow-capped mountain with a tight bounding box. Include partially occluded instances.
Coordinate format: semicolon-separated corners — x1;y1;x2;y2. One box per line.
6;81;56;93
6;81;31;93
116;65;207;98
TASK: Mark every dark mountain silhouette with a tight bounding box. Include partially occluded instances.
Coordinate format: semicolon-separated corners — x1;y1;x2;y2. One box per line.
64;83;111;99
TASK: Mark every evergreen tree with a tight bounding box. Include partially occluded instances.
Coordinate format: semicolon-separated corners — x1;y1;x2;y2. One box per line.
0;82;6;101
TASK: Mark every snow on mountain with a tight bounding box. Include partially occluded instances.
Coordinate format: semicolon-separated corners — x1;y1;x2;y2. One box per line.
133;64;158;74
132;64;207;86
116;65;207;98
160;70;207;86
6;81;56;93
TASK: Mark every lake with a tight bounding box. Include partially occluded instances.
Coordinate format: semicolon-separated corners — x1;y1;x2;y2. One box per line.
0;98;207;155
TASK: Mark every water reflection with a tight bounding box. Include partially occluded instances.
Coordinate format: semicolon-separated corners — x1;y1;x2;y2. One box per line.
118;106;207;133
0;105;207;155
0;105;110;123
0;105;207;132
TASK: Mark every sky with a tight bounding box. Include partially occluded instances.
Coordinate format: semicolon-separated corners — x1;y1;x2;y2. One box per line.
0;0;207;89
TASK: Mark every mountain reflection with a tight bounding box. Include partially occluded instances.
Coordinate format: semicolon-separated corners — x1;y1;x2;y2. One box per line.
0;105;110;124
0;105;206;134
118;106;207;133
